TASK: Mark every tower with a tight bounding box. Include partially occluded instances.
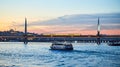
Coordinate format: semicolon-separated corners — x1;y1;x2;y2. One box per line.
97;17;100;36
24;18;28;44
97;17;100;45
25;18;27;36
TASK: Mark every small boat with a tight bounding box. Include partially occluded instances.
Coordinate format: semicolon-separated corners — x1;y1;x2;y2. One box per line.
50;41;73;50
108;42;120;46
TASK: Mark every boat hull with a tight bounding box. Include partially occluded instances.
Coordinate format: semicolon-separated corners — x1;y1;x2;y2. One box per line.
108;43;120;46
50;45;73;50
108;42;120;46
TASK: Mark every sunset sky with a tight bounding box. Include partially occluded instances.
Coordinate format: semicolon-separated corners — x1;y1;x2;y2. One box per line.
0;0;120;35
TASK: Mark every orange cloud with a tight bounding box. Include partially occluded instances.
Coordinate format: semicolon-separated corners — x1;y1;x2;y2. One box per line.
27;25;120;35
101;29;120;35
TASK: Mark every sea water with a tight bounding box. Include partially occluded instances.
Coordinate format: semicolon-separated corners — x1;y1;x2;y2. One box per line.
0;42;120;67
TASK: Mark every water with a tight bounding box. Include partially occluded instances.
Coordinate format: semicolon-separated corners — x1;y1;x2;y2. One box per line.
0;42;120;67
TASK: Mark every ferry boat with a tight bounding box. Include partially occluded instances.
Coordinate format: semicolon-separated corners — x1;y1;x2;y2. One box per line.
108;42;120;46
50;42;73;50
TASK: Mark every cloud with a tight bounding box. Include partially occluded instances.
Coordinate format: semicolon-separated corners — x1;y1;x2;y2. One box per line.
18;13;120;34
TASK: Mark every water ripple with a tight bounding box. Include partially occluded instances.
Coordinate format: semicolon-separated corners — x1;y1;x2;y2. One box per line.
0;42;120;67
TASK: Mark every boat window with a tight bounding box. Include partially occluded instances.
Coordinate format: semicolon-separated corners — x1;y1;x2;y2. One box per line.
57;44;63;45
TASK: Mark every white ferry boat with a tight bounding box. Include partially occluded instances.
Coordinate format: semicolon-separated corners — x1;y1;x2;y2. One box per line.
50;42;73;50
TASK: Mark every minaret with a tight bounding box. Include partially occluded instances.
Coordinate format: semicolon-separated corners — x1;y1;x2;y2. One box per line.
97;17;100;36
